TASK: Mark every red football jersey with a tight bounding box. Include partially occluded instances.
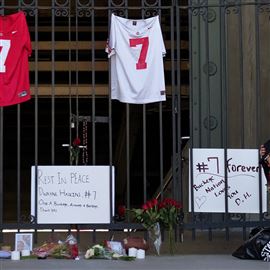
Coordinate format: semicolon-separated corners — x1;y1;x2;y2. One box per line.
0;11;32;106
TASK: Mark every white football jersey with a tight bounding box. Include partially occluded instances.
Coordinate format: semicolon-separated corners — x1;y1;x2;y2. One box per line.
107;14;166;104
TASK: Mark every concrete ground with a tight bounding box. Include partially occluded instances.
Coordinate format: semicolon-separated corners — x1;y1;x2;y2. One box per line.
0;255;269;270
0;229;268;269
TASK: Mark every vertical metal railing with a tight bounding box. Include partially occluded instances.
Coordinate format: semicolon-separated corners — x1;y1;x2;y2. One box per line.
0;106;3;241
16;104;21;224
91;4;96;165
33;1;39;243
0;0;269;243
51;1;56;165
255;0;263;224
176;1;183;242
221;1;230;241
108;3;114;232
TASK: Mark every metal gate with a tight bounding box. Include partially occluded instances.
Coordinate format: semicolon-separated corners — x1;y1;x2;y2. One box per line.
0;0;270;244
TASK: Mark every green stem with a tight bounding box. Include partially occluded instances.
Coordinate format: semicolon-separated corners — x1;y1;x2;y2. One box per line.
169;227;174;255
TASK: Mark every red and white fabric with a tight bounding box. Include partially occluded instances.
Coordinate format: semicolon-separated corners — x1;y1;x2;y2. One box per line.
106;14;166;104
0;11;32;106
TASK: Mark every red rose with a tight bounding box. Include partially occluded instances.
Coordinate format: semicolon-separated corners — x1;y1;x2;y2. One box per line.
142;204;148;210
118;205;126;217
158;202;165;209
152;198;158;206
146;200;153;209
73;137;81;146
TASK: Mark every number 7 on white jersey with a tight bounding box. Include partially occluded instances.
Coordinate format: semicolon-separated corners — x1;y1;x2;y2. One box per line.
129;37;149;70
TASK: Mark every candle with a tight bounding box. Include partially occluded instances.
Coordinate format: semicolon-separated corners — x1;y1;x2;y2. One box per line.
11;251;20;260
136;249;145;259
21;250;30;256
128;247;137;257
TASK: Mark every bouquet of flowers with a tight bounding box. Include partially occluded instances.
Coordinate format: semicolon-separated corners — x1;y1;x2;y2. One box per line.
32;234;79;259
84;243;135;261
158;198;182;254
130;197;182;255
131;198;162;255
84;244;113;260
131;198;160;230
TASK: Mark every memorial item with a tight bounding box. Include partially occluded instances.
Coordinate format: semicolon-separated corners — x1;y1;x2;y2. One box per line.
106;14;166;104
232;227;270;261
0;11;32;106
130;197;181;255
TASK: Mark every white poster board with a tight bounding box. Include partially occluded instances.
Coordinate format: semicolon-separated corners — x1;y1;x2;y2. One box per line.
189;149;267;213
31;166;114;224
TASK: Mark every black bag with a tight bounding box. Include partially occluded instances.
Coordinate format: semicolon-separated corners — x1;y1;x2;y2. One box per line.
232;227;270;260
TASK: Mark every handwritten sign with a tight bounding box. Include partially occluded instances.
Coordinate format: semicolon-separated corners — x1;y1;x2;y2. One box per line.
31;166;114;224
189;149;267;213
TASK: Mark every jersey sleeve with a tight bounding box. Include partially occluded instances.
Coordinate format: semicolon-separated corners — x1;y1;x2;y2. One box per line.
106;14;116;58
22;12;32;56
157;16;166;57
161;38;166;57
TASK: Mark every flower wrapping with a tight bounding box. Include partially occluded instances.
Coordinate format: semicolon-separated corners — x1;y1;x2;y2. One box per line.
148;222;162;255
